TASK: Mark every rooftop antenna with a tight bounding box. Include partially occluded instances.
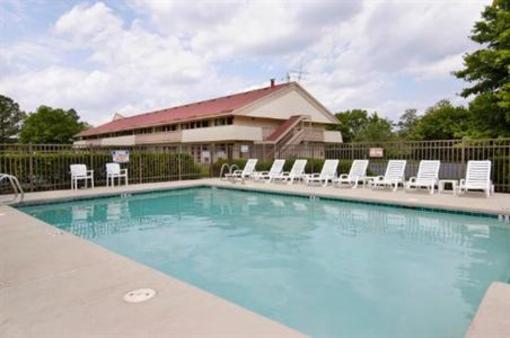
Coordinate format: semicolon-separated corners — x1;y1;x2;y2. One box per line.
288;63;309;82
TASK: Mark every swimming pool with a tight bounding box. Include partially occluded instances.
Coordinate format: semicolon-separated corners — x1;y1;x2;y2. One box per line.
20;187;510;338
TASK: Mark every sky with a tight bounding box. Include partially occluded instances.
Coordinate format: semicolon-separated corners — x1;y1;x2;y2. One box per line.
0;0;490;126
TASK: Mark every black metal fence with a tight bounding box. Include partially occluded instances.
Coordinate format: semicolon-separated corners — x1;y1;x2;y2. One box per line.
219;139;510;192
0;144;207;192
1;138;509;193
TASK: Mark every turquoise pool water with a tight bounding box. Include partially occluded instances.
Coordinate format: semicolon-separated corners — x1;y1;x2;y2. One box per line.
20;187;510;338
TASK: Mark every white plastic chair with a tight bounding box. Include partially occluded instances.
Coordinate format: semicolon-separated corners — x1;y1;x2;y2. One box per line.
272;159;307;184
70;164;94;190
405;160;440;194
106;163;128;187
334;160;369;188
304;159;339;187
225;159;258;181
370;160;406;191
253;159;285;183
458;160;493;197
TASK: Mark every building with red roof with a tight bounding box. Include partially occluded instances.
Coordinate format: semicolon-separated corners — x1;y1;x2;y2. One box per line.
75;81;342;161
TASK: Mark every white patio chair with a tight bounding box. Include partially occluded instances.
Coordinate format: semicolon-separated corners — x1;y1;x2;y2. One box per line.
70;164;94;190
253;159;285;183
458;160;493;197
405;160;440;194
333;160;369;188
304;159;339;187
224;159;258;181
106;163;128;187
272;159;307;184
370;160;406;192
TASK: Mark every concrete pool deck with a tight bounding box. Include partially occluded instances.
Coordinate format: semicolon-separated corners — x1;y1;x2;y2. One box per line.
1;178;510;337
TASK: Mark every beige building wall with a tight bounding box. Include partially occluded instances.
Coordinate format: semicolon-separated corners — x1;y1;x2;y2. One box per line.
241;90;334;124
100;135;136;146
181;125;263;143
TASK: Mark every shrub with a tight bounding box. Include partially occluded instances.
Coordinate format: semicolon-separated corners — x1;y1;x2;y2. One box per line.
0;151;203;192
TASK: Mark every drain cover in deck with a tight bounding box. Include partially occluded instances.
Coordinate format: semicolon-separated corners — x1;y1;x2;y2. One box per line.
123;288;156;303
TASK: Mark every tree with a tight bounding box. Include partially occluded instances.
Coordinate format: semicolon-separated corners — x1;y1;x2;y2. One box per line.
411;100;473;140
332;109;370;143
454;0;510;136
19;106;87;144
0;95;25;143
354;113;395;142
396;108;420;140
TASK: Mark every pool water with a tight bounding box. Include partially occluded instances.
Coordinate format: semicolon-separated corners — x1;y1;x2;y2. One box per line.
20;187;510;338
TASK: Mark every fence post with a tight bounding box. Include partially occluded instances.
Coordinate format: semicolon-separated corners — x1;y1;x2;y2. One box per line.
209;144;215;178
178;144;182;181
461;140;466;164
29;143;34;192
138;147;142;184
90;146;94;183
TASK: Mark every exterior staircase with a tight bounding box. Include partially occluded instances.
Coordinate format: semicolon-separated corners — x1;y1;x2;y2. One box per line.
257;115;311;158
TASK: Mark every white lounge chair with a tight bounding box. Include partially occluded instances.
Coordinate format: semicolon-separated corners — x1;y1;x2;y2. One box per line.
334;160;369;188
272;159;307;184
304;159;339;187
405;160;440;194
70;164;94;190
458;160;493;197
370;160;406;191
106;162;128;187
253;159;285;183
224;159;258;181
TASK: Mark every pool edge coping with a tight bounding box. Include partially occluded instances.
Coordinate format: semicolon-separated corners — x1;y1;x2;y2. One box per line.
6;178;510;338
13;179;510;221
0;201;309;338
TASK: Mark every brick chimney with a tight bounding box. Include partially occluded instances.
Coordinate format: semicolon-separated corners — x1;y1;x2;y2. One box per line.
270;78;275;87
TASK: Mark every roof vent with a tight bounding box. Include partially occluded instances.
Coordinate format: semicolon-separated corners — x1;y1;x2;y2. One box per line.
270;78;275;87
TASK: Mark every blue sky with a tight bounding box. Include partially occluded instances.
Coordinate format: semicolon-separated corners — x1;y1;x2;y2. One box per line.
0;0;489;125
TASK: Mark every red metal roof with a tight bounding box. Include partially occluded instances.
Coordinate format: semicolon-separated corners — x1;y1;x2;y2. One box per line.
79;83;291;137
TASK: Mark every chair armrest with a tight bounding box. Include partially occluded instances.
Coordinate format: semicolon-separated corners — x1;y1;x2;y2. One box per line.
121;169;128;174
87;170;94;175
408;177;416;183
339;174;349;179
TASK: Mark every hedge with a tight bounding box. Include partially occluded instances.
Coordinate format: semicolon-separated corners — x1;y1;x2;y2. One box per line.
0;151;204;192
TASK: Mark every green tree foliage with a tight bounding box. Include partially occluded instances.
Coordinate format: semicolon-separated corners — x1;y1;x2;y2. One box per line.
332;109;369;142
410;100;473;140
454;0;510;136
354;113;394;142
396;108;420;140
20;106;87;144
0;95;25;143
334;109;395;142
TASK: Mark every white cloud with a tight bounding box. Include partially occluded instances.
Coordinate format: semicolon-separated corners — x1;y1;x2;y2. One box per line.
0;0;491;125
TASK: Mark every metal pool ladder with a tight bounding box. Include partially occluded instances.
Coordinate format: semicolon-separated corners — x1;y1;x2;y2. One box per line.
219;163;239;180
0;174;24;204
